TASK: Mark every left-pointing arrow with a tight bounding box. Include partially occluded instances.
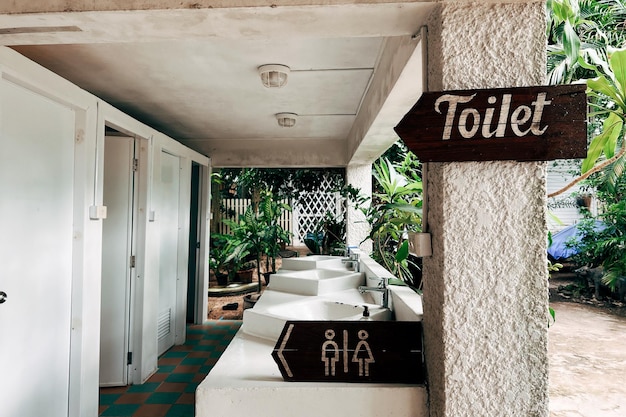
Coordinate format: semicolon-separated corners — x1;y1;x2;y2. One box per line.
276;323;294;378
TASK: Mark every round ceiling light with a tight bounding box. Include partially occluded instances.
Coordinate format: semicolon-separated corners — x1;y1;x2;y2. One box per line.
276;113;298;128
258;64;290;88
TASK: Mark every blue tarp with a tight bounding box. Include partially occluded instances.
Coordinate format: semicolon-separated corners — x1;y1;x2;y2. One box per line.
548;221;605;260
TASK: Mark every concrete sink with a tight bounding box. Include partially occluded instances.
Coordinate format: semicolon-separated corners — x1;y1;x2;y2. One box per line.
280;255;347;271
242;296;391;341
268;269;363;295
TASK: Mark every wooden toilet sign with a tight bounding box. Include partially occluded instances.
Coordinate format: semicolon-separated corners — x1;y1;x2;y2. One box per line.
394;84;587;162
271;320;425;384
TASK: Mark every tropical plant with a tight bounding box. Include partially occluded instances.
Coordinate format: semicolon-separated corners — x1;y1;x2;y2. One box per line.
547;2;626;301
547;0;626;86
258;190;292;274
222;189;293;290
351;154;423;290
304;211;346;256
223;207;266;292
572;201;626;293
209;233;237;285
547;0;626;197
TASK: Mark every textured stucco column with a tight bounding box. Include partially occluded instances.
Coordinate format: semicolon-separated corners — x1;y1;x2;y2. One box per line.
422;3;549;417
346;163;372;253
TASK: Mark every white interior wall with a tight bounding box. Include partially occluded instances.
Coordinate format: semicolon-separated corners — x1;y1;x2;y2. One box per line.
0;46;101;417
0;45;211;415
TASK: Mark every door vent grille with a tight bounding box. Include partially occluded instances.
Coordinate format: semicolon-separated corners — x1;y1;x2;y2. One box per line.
157;309;171;340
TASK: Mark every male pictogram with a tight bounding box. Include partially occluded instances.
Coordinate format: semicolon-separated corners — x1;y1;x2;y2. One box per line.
321;329;340;376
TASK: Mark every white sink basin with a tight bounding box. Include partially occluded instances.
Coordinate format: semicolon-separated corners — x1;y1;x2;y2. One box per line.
242;296;391;341
268;269;364;295
280;255;347;271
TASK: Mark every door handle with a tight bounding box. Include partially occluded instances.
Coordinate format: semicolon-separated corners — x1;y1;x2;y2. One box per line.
0;291;6;304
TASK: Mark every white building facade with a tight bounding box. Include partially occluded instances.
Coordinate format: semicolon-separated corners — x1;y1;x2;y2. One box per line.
0;1;550;416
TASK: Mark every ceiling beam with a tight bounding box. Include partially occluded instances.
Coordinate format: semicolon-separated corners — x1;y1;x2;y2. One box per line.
347;34;425;165
0;3;434;46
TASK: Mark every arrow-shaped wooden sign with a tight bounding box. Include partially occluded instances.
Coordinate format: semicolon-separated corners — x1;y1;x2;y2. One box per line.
394;84;587;162
271;320;425;384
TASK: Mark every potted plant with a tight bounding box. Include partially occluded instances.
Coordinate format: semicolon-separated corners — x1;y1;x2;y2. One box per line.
258;190;292;283
224;206;266;293
236;259;257;283
209;233;234;287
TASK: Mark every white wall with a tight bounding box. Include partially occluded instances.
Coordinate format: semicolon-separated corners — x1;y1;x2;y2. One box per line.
0;46;101;417
0;45;211;415
98;97;210;383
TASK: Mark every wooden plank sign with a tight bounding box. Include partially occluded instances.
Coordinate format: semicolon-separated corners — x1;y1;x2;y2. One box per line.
394;84;587;162
271;320;425;384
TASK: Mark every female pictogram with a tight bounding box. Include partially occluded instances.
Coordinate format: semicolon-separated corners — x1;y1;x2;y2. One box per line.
352;329;375;376
321;329;340;376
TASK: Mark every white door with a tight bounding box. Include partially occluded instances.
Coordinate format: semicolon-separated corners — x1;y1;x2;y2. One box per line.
0;78;75;416
158;151;181;355
100;136;136;386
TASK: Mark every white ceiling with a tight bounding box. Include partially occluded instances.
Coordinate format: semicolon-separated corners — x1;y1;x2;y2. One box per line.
1;3;434;166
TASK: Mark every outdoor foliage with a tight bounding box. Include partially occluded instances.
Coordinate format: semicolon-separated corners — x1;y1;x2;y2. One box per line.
548;0;626;299
218;190;292;291
303;211;346;256
547;0;626;194
348;150;424;290
258;190;292;274
215;167;344;200
572;202;626;292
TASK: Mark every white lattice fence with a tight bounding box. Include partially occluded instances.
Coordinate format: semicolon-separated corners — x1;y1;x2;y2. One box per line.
293;176;346;245
213;198;293;237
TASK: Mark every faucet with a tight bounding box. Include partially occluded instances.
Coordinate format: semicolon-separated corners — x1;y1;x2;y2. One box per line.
358;277;390;308
341;252;360;272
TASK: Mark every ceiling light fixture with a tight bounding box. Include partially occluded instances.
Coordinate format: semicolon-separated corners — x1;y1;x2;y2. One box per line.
258;64;290;88
276;113;298;128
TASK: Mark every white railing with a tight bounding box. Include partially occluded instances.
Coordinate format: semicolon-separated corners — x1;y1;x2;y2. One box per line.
212;198;293;238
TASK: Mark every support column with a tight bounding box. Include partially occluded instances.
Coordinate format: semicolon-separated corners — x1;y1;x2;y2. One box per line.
345;163;372;253
422;3;549;417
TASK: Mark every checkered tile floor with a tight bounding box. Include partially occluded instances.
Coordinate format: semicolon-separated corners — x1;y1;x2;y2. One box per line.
99;321;242;417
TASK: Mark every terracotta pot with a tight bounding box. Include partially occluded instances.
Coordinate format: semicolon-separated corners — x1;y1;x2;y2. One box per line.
236;269;254;283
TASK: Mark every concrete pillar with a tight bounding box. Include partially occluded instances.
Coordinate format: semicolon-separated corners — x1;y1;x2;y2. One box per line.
422;3;549;417
345;163;372;253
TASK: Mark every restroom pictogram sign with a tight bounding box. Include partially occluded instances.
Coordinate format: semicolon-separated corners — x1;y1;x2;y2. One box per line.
271;321;425;383
394;84;587;162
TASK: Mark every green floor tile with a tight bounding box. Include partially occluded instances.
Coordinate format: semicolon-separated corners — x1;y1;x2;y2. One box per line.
162;351;188;358
165;403;195;417
127;382;161;393
193;345;216;352
202;334;227;340
99;322;242;416
181;357;206;366
165;373;195;383
146;392;182;404
184;383;198;393
100;403;140;416
157;365;177;373
210;350;227;358
99;394;121;405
